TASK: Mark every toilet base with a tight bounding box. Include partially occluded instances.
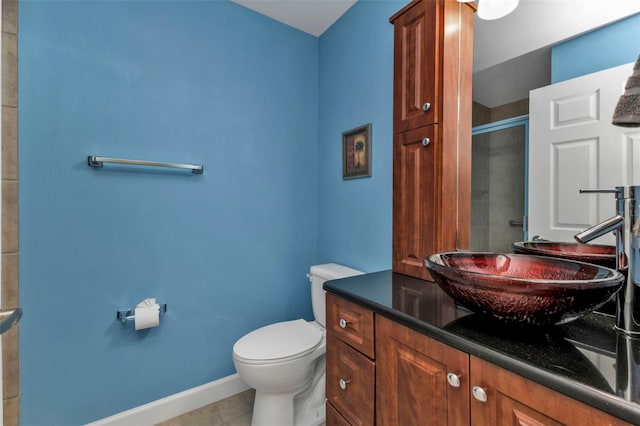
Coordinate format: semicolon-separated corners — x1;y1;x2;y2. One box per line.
250;363;325;426
251;391;296;426
294;372;325;426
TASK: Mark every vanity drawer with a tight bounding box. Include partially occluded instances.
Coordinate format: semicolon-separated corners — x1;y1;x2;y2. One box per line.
326;401;351;426
326;293;375;358
327;335;375;426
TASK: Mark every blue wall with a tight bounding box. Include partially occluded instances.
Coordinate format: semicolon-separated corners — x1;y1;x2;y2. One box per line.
551;13;640;83
317;0;402;272
19;1;318;424
19;0;640;423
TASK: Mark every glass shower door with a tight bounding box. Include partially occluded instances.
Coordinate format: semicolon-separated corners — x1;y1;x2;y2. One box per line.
471;116;528;252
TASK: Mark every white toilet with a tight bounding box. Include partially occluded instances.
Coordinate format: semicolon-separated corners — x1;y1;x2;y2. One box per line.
232;263;363;426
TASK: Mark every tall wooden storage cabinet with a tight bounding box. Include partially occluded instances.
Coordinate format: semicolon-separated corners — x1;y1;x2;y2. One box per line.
390;0;474;280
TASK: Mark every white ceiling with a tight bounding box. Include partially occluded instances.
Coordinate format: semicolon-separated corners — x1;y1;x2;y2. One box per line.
231;0;640;107
231;0;357;37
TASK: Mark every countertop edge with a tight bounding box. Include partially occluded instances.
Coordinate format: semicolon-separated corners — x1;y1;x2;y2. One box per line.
324;281;640;424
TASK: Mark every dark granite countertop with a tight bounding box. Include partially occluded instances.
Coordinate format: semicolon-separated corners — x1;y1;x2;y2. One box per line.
324;270;640;425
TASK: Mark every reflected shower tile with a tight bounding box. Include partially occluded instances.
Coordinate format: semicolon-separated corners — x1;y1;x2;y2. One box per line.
1;33;16;107
2;0;17;35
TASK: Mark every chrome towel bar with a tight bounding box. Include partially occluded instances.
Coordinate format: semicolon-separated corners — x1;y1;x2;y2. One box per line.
88;155;203;174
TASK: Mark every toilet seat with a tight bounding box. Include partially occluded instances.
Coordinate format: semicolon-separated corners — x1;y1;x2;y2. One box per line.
233;319;323;365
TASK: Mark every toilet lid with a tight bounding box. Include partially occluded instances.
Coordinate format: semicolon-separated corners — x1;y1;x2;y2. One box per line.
233;319;323;362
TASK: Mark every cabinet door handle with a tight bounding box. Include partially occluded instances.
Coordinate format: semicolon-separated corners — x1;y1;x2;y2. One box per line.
422;138;430;147
338;318;350;329
422;102;431;111
472;386;488;402
339;378;350;390
446;373;461;388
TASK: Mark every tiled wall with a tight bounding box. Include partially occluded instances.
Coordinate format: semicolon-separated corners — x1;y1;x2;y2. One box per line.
470;100;529;252
2;0;19;424
470;132;490;251
472;98;529;126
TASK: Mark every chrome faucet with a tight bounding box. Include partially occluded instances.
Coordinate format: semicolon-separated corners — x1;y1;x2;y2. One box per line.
0;308;21;335
575;186;640;336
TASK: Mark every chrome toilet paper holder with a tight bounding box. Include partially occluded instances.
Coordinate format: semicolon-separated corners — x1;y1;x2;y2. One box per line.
116;303;167;324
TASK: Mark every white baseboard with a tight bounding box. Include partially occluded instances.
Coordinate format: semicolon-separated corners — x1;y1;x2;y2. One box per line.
86;373;250;426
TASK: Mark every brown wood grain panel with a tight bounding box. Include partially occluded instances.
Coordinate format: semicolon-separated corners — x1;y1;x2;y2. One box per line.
396;340;447;425
469;356;632;426
326;293;375;359
326;401;352;426
390;0;474;280
392;126;437;280
376;315;470;426
498;397;563;426
327;335;375;426
391;0;440;134
438;0;462;253
456;1;475;250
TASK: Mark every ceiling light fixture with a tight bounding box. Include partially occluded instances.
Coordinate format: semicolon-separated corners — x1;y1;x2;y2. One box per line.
457;0;519;21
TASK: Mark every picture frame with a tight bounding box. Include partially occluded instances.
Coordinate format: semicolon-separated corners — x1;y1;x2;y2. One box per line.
342;123;372;179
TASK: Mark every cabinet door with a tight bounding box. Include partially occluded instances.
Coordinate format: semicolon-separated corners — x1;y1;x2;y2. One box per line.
376;315;469;426
392;125;437;280
469;356;632;426
391;0;440;134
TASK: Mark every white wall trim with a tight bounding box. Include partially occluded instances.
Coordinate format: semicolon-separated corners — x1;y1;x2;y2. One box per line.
86;374;249;426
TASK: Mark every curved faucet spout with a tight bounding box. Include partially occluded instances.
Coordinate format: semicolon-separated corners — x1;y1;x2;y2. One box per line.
577;186;640;335
574;215;625;244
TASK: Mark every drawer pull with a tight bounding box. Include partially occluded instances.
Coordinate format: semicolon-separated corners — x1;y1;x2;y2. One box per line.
472;386;488;402
422;102;431;111
339;378;350;390
446;372;461;388
422;138;430;147
338;318;350;329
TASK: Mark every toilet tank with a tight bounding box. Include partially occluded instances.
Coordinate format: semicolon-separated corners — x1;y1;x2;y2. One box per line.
308;263;363;327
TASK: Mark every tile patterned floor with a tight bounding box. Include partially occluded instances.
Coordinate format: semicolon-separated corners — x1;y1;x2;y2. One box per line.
155;389;255;426
155;388;327;426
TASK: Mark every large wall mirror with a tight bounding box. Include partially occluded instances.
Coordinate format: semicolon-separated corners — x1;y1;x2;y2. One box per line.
468;1;640;251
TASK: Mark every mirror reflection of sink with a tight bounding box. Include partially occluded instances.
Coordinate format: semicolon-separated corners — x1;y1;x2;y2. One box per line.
424;252;624;326
512;241;616;269
0;308;22;335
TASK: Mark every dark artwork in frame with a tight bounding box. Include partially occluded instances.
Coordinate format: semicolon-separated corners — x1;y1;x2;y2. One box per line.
342;123;372;179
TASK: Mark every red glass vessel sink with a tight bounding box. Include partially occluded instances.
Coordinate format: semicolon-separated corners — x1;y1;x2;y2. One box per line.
512;241;616;268
425;252;624;326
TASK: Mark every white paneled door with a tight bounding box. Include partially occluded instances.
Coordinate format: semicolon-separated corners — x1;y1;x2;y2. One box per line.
529;62;640;243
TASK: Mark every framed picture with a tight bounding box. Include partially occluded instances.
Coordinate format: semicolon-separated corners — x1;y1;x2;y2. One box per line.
342;123;372;179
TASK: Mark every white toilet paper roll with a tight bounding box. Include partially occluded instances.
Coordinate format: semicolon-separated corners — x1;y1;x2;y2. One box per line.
134;298;160;330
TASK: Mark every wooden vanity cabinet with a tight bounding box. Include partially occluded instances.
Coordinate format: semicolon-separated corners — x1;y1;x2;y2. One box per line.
326;294;375;425
376;315;469;426
390;0;474;280
470;357;631;426
327;293;632;425
375;314;632;426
